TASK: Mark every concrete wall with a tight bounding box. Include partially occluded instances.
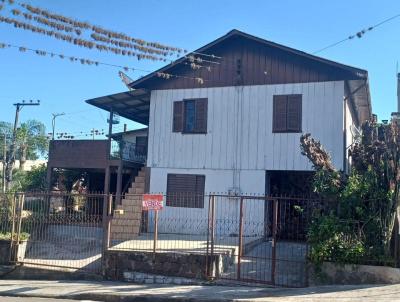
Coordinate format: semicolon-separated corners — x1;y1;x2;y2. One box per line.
48;140;108;169
309;262;400;285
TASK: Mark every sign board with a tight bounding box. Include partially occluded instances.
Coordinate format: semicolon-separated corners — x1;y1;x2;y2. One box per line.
142;194;164;211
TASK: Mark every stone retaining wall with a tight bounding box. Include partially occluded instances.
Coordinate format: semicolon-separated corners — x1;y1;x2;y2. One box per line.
309;262;400;285
103;250;233;281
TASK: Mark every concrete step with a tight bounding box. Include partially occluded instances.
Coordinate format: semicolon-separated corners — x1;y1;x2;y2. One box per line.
134;176;145;183
111;218;141;227
111;230;140;241
121;200;142;209
138;169;146;177
128;188;144;194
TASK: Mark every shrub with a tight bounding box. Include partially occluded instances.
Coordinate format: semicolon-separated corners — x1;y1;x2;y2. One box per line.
308;214;365;266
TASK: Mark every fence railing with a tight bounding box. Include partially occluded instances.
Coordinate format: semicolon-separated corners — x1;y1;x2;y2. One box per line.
0;191;396;287
107;193;327;286
0;191;105;273
110;139;147;163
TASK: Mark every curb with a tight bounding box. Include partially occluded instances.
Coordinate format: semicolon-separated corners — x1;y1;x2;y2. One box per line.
0;292;235;302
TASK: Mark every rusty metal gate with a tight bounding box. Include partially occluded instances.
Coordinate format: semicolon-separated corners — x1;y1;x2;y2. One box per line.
208;195;319;287
4;192;104;274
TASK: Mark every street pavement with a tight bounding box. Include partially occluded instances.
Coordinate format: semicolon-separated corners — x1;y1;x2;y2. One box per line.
0;298;94;302
0;280;400;301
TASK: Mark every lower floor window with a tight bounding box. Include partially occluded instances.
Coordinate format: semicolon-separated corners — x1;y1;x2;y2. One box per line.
166;174;205;208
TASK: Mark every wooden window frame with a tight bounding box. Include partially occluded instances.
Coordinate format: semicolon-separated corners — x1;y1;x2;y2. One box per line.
272;94;302;133
173;98;208;134
166;173;205;208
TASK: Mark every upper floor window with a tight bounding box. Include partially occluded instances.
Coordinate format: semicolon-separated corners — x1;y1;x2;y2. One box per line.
272;94;302;133
173;98;207;134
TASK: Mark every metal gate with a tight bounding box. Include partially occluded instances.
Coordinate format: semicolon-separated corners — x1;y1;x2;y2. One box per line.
6;192;104;274
210;195;318;287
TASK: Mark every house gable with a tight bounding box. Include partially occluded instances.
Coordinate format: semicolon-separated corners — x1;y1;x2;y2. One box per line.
130;30;367;91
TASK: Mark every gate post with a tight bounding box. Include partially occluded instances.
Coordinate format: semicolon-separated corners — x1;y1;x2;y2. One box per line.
207;195;216;278
205;195;212;278
9;193;17;263
271;199;278;285
102;194;112;252
237;196;244;280
10;193;24;263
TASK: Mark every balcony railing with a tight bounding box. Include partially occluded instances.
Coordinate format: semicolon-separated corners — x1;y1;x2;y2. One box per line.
110;139;147;164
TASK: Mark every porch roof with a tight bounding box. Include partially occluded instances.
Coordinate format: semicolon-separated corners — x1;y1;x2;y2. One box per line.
85;89;150;125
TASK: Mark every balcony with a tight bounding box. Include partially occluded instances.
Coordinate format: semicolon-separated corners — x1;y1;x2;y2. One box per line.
110;139;147;164
48;140;109;170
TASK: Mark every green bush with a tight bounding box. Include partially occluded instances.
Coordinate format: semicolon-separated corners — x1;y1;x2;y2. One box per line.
0;232;30;241
308;214;365;266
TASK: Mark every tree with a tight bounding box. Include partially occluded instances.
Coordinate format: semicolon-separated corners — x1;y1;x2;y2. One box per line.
11;164;47;192
300;117;400;261
0;119;48;171
15;120;48;170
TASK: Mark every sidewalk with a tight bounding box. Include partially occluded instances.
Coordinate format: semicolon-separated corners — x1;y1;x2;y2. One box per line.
0;280;400;301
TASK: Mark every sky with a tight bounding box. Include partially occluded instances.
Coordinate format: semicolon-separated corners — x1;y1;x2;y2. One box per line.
0;0;399;138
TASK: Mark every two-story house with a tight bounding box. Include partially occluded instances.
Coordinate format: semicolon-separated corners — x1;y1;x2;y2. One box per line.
85;29;371;235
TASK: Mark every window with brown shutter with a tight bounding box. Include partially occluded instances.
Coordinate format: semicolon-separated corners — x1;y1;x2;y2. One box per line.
172;98;208;134
166;174;205;208
194;98;208;133
272;94;302;133
173;101;184;132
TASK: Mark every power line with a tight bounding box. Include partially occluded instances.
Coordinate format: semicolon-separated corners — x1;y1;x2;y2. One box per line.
313;13;400;54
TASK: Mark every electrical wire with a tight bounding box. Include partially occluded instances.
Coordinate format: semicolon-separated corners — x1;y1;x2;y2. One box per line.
313;13;400;54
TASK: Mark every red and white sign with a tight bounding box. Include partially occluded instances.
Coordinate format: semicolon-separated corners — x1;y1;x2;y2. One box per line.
142;194;164;211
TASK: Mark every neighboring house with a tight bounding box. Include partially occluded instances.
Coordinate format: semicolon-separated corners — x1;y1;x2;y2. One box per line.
83;29;371;234
47;129;147;194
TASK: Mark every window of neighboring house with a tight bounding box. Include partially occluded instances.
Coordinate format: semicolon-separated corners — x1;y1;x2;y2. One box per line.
173;98;208;133
272;94;302;133
166;174;205;208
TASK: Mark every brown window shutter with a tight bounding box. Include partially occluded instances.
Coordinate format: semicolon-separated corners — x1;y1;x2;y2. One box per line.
173;101;184;132
287;94;302;132
166;174;205;208
273;95;287;132
195;98;208;133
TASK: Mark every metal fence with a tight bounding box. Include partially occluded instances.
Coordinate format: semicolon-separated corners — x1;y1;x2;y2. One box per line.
1;191;391;287
107;193;326;287
0;191;104;274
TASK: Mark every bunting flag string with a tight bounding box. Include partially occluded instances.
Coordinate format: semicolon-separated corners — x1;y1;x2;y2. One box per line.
0;16;169;62
19;2;185;53
0;16;217;69
0;41;206;84
0;1;222;67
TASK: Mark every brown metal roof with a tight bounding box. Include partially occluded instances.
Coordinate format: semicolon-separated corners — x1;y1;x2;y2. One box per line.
85;89;150;125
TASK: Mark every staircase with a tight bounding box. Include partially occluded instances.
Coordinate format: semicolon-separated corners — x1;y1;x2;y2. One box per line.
110;167;146;241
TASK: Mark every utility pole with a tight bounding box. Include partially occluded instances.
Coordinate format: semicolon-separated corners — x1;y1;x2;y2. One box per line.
1;134;6;193
5;100;40;190
51;112;65;140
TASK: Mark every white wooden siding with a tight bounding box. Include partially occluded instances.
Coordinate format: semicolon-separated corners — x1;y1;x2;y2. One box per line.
345;99;356;173
147;81;345;172
149;168;265;235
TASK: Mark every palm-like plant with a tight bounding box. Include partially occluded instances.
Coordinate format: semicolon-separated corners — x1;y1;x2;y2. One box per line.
15;120;48;170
